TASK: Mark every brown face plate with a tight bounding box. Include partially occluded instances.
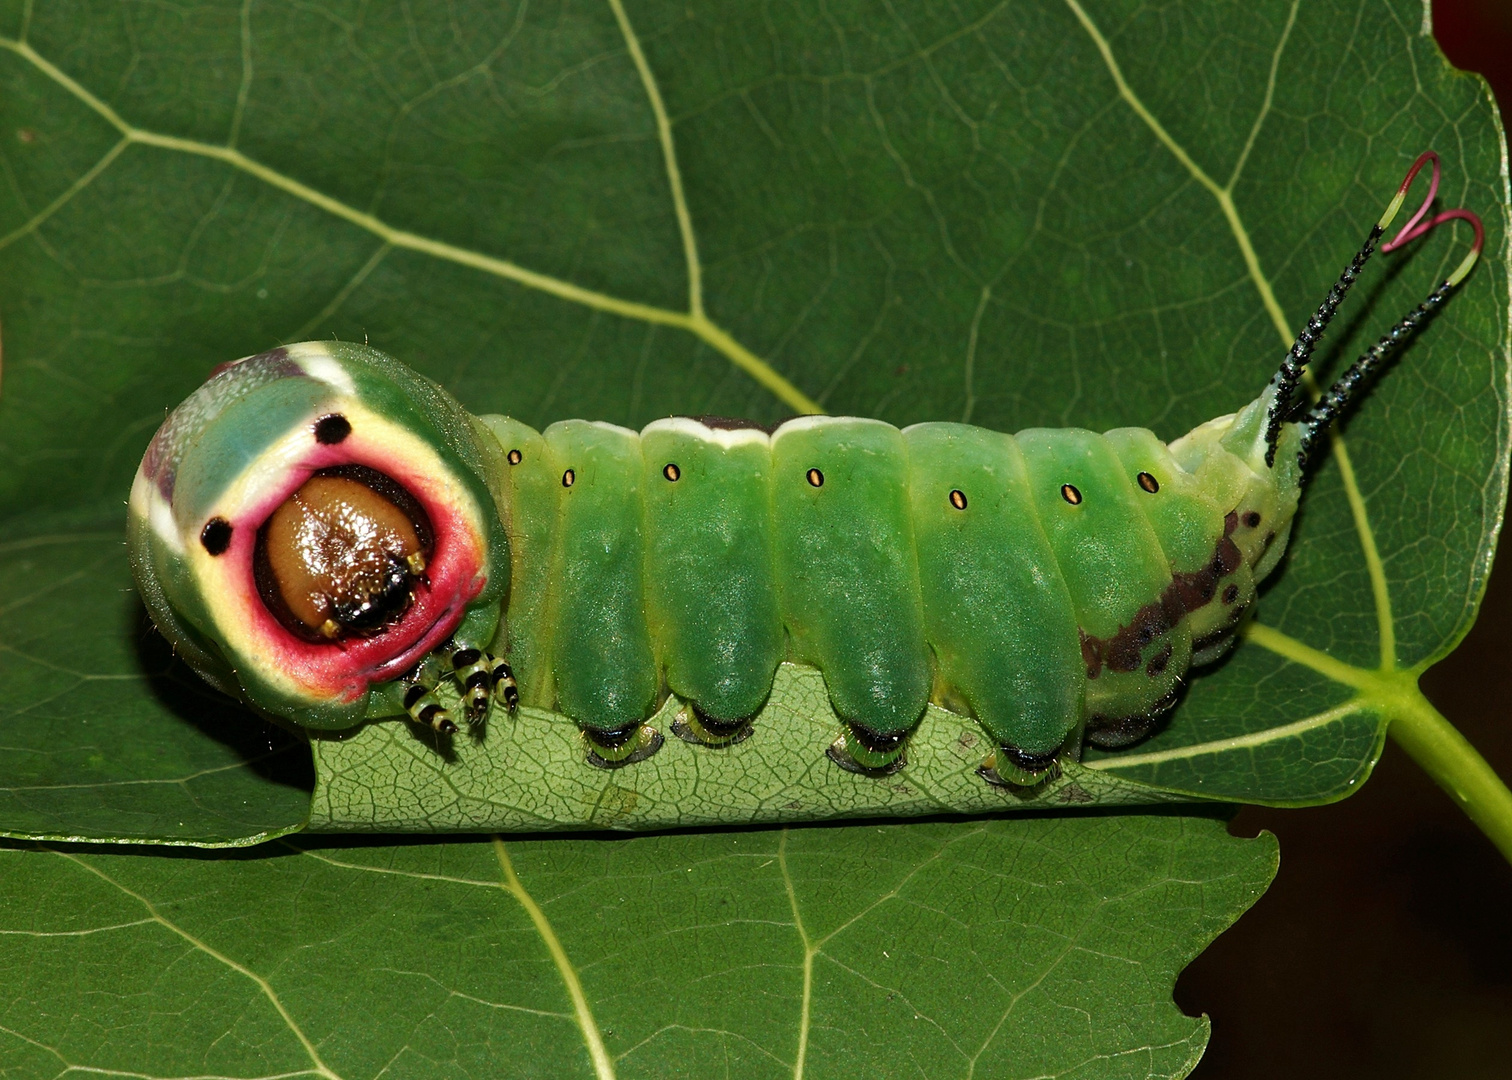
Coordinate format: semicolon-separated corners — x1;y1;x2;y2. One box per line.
255;467;432;641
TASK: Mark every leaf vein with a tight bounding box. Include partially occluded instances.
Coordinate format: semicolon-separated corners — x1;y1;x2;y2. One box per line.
0;35;822;416
1060;0;1396;669
49;850;345;1080
492;837;617;1080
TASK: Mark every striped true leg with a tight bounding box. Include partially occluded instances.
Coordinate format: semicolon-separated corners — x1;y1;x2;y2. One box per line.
402;654;454;734
490;655;519;712
445;641;495;722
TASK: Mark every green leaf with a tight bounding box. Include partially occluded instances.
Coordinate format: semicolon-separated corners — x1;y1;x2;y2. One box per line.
0;2;1496;1070
0;812;1275;1078
0;529;312;845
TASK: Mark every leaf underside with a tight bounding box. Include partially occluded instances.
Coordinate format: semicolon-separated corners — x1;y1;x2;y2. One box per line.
0;0;1504;1074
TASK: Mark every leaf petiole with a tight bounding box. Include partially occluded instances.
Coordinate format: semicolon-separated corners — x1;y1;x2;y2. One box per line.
1388;689;1512;865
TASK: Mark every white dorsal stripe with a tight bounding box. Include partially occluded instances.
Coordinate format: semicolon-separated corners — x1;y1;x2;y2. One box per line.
770;414;895;446
641;416;771;448
586;419;641;439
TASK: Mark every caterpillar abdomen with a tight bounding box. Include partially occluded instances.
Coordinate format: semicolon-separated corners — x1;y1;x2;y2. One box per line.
475;406;1285;772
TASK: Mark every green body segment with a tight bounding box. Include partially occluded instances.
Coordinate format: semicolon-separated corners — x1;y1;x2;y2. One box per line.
639;420;783;723
1103;427;1255;659
474;408;1297;756
770;419;933;737
1015;429;1188;724
542;421;659;733
903;423;1083;755
475;415;560;707
1102;429;1226;577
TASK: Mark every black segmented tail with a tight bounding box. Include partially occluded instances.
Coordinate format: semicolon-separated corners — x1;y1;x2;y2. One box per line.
1260;224;1384;465
1262;151;1484;468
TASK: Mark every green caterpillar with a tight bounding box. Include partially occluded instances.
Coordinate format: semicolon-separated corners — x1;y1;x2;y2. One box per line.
128;153;1482;790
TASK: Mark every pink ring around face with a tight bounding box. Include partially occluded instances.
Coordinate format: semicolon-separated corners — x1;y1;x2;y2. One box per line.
202;426;488;704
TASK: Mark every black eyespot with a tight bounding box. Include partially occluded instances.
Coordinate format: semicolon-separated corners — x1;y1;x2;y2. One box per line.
562;469;575;488
507;448;522;466
1137;472;1159;493
1061;484;1082;505
806;468;824;488
1244;511;1262;528
949;489;967;510
663;463;681;482
313;414;351;445
200;517;233;555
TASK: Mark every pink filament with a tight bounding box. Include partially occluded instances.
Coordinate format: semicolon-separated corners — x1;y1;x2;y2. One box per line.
1380;150;1485;261
1389;206;1486;260
1381;150;1441;252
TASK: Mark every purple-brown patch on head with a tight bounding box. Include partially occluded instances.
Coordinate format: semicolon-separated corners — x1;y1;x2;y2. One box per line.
142;347;309;503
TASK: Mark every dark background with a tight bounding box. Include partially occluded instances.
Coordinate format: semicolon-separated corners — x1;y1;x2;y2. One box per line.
1180;3;1512;1073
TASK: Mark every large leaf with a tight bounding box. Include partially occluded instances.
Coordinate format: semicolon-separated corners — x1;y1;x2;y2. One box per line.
0;1;1498;1072
0;0;1506;841
0;812;1275;1079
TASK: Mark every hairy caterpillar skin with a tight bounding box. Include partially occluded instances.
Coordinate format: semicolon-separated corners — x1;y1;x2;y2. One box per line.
127;153;1483;790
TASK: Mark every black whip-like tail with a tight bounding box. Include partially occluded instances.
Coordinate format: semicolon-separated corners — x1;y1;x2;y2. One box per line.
1261;151;1484;468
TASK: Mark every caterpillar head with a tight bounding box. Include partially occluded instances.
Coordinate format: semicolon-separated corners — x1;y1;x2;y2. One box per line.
128;341;509;730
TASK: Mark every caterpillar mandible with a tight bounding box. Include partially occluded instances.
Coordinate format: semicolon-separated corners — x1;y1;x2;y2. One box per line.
128;153;1483;794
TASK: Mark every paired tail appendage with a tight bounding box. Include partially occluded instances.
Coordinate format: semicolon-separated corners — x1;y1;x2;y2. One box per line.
1260;151;1484;469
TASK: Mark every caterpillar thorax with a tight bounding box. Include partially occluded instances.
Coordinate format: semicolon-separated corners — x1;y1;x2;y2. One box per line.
127;152;1481;787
